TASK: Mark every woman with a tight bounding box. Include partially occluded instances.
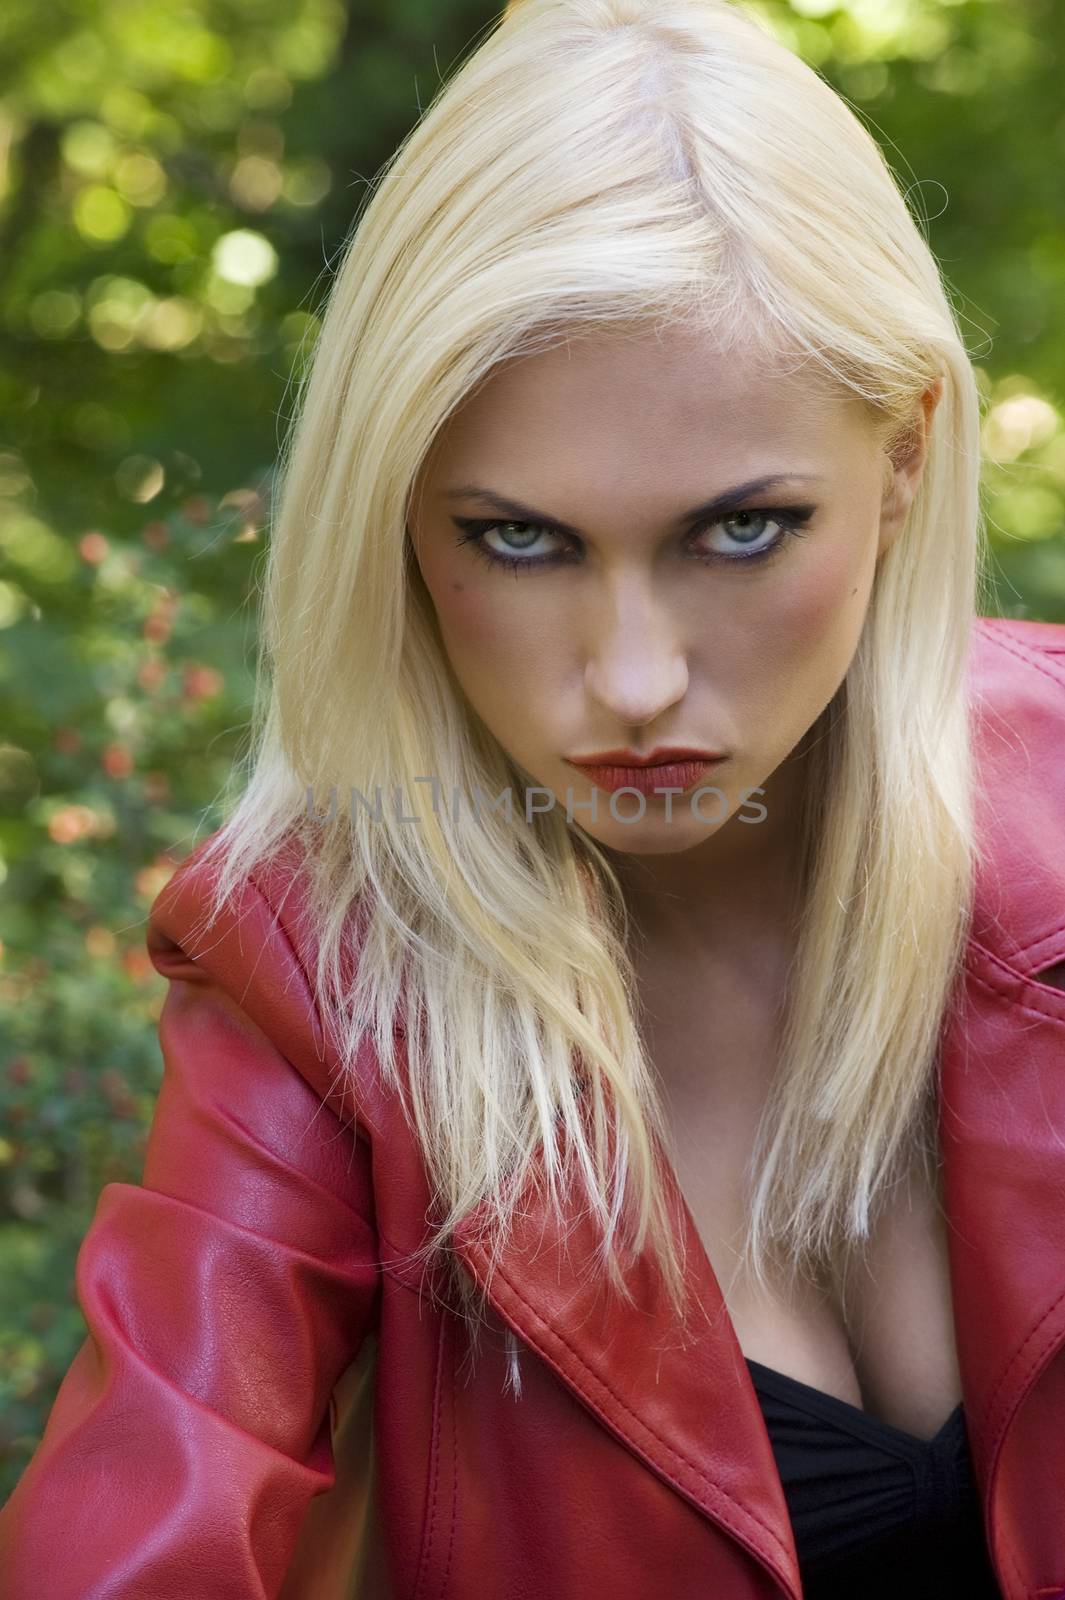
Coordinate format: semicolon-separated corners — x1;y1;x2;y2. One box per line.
3;0;1065;1596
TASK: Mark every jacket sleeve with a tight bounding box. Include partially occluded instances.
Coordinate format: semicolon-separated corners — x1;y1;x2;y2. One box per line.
0;886;381;1599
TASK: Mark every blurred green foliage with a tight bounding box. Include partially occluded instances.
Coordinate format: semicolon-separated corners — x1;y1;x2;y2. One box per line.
1;0;1064;1500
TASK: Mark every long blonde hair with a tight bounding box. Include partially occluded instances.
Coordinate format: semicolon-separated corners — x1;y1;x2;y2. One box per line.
187;0;991;1350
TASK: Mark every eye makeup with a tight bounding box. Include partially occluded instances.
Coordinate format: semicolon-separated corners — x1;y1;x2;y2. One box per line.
451;503;817;574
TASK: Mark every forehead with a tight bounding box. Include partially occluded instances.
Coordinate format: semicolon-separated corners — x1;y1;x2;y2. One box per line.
426;325;869;483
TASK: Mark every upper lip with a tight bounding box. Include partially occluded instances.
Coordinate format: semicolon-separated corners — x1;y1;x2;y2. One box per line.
564;746;725;767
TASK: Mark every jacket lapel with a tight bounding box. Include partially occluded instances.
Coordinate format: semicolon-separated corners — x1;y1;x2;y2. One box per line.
451;1130;803;1600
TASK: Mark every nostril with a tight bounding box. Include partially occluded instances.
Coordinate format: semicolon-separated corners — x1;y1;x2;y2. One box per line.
1034;960;1065;993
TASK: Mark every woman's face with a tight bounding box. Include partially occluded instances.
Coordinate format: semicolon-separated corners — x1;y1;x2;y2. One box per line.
407;325;936;865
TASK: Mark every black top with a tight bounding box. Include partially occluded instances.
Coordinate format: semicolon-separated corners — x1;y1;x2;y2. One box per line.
745;1357;1004;1599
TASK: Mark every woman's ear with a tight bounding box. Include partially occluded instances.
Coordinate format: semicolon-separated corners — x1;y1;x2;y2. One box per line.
877;376;944;558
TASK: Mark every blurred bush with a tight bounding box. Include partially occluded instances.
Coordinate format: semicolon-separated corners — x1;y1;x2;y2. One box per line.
1;0;1064;1499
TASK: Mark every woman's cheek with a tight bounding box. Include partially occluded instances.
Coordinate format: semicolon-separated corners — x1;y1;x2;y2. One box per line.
441;581;559;673
436;580;514;662
770;530;876;659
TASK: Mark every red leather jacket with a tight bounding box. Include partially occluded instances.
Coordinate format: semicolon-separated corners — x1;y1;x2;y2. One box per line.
3;614;1065;1600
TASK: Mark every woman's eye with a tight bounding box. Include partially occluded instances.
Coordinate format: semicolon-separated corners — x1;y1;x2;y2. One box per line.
452;519;572;571
451;505;816;573
697;508;807;561
477;521;563;562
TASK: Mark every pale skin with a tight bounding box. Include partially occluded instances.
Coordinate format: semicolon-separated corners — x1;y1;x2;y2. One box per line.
407;324;957;1440
407;326;936;944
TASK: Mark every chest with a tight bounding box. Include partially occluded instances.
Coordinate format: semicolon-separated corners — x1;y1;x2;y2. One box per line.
637;962;964;1444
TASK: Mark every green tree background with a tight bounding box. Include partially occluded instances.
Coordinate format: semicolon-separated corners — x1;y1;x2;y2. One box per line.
1;0;1063;1498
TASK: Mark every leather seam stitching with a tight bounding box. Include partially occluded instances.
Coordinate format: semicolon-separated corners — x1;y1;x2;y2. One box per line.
980;622;1065;690
489;1257;795;1572
968;942;1065;1019
411;1312;447;1600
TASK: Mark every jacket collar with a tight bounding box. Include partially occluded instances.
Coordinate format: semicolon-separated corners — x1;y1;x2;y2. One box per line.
452;619;1065;1598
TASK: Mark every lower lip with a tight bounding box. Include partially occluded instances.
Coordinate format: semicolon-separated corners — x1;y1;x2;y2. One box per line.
568;759;724;795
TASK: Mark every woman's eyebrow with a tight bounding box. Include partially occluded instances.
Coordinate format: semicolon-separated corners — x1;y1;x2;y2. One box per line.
442;473;826;534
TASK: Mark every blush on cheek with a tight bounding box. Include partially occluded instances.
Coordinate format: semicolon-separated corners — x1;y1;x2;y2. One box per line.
437;584;513;655
439;578;566;670
771;543;870;654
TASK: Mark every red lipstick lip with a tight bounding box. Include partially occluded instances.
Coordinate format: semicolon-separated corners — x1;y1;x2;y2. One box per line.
564;746;725;768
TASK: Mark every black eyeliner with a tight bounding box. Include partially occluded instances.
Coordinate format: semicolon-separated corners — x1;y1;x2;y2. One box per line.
451;503;817;573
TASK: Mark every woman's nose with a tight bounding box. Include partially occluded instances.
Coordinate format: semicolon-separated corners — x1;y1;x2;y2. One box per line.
582;576;689;727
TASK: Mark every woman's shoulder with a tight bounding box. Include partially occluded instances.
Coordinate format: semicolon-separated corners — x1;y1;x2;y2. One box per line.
969;613;1065;741
968;614;1065;970
971;613;1065;683
145;828;380;1131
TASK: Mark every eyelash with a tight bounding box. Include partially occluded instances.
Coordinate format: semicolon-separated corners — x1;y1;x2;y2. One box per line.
451;505;816;574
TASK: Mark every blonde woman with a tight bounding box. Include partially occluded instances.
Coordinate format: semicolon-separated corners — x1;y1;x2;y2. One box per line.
4;2;1065;1597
